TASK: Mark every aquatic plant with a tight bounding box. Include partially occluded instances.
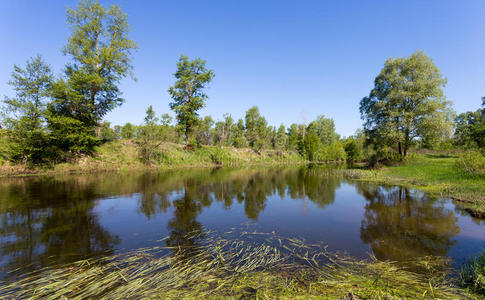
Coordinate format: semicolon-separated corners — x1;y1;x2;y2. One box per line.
460;250;485;295
0;229;471;299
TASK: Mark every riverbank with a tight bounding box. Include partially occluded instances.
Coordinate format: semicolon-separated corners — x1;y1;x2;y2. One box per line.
342;154;485;218
1;141;484;218
0;139;305;177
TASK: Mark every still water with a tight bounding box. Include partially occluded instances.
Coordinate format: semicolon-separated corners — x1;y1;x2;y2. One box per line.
0;166;484;280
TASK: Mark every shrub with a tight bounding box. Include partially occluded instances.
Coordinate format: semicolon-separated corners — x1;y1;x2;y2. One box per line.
210;147;229;165
456;150;485;177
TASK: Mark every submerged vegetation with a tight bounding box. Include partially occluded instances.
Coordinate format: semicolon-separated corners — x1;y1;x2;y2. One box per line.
0;229;473;299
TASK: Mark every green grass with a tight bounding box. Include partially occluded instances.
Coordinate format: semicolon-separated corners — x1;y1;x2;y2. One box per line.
0;140;305;177
343;154;485;217
460;249;485;295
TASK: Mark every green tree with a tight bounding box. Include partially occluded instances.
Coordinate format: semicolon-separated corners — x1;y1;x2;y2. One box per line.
195;116;214;146
360;51;454;157
98;121;117;142
168;55;215;147
2;55;53;164
313;115;339;146
232;119;247;148
303;123;321;161
160;113;172;126
113;125;122;139
244;106;268;150
121;123;135;139
274;124;287;150
287;123;301;150
136;106;164;164
48;0;137;156
344;138;361;164
455;99;485;148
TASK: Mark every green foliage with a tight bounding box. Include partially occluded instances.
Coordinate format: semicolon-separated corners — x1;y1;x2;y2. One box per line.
231;119;248;148
274;124;287;150
313;115;339;146
195;116;214;147
98;121;117;142
47;113;99;159
244;106;268;150
2;55;53;164
344;138;362;163
287;123;302;151
455;150;485;177
360;51;454;157
460;250;485;295
136;106;165;164
168;55;215;145
121;123;135;139
302;123;321;161
321;142;347;162
48;0;137;156
455;101;485;149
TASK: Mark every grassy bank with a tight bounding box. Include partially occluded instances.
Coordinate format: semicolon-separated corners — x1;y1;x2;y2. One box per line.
0;139;305;177
0;230;475;299
342;154;485;218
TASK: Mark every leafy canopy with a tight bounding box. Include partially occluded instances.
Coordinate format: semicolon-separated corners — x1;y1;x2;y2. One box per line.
168;55;214;144
360;51;454;156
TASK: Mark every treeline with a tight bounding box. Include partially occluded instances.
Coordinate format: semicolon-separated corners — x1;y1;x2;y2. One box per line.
97;106;348;164
1;0;484;169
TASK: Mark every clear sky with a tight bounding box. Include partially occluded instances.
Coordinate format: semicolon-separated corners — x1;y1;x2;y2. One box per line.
1;0;484;137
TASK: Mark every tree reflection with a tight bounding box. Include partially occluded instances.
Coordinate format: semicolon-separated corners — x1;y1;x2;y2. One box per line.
0;166;345;279
357;183;460;261
0;177;119;280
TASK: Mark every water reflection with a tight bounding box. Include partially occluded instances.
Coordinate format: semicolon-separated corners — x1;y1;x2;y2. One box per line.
0;178;120;280
0;167;482;279
357;184;460;261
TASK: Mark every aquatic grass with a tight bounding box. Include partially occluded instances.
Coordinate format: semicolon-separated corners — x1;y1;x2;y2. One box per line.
460;249;485;296
0;229;471;299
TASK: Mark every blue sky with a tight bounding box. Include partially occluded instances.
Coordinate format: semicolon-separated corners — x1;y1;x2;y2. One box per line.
1;0;484;137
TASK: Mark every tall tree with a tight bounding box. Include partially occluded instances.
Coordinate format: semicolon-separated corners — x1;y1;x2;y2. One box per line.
136;106;164;164
232;119;247;148
2;55;53;163
244;106;268;150
48;0;137;155
168;55;215;147
360;51;454;157
274;124;288;150
313;115;339;146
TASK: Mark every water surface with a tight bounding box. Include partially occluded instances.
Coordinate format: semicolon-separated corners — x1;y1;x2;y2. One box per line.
1;166;484;280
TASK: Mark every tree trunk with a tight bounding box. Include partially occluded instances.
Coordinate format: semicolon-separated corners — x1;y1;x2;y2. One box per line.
398;141;402;156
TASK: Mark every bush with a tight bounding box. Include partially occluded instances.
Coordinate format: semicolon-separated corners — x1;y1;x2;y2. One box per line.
367;148;403;168
456;150;485;177
209;147;229;165
460;250;485;295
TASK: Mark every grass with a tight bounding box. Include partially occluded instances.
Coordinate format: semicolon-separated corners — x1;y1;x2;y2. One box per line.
0;139;305;177
341;154;485;217
0;229;474;299
460;249;485;295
